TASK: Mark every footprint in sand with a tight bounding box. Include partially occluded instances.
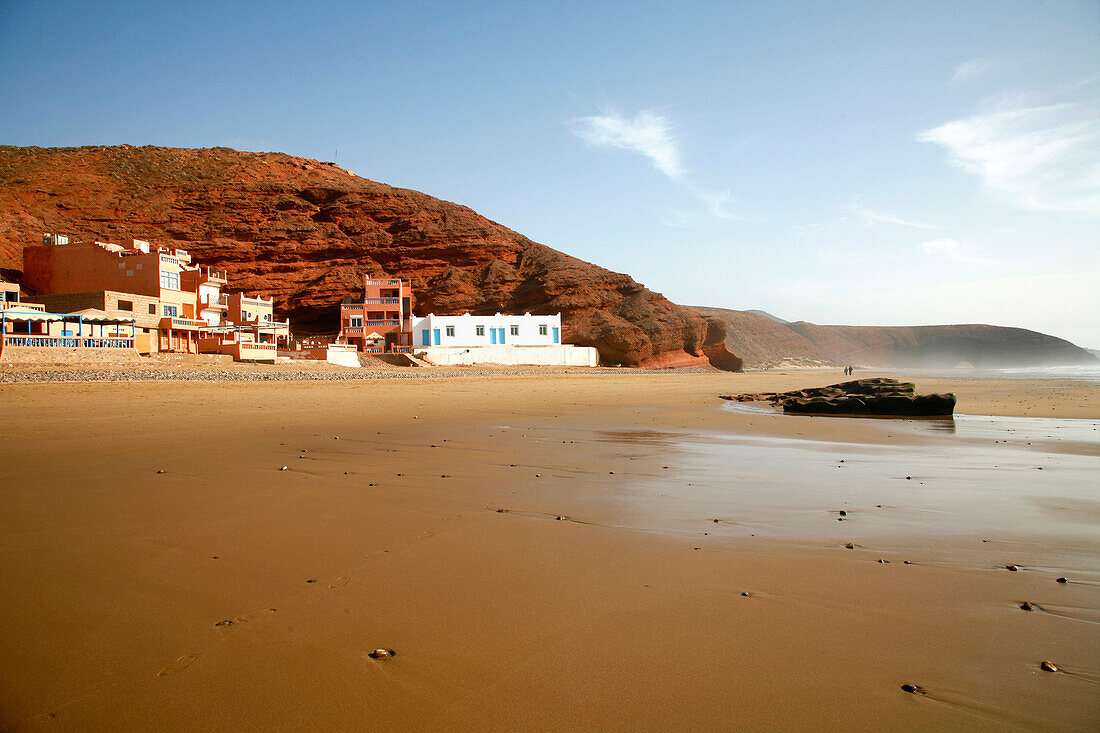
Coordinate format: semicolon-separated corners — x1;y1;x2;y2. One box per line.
329;576;349;588
156;653;199;678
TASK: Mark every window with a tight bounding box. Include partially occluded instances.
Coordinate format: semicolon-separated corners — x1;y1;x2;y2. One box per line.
263;313;271;322
475;325;485;336
446;326;455;337
350;317;362;328
163;305;178;317
117;300;133;312
539;324;547;336
160;271;180;290
510;325;519;336
149;304;157;314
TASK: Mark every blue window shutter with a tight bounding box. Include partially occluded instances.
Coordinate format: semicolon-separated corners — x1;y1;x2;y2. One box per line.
553;327;560;343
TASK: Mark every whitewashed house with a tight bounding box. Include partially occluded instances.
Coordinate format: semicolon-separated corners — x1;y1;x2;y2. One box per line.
410;312;598;366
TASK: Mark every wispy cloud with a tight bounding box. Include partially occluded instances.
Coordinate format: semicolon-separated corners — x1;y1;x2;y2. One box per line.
950;58;995;85
917;100;1100;213
571;108;744;222
571;110;684;179
919;238;995;265
850;198;936;229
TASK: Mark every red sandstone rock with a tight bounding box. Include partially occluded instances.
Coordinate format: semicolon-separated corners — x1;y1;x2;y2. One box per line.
0;145;741;369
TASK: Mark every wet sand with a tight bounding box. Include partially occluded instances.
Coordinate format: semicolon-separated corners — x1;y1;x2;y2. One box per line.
1;371;1097;731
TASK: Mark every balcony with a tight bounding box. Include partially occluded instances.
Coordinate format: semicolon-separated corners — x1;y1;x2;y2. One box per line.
160;317;208;331
364;279;402;287
199;267;228;285
362;297;400;305
365;319;400;326
201;294;229;310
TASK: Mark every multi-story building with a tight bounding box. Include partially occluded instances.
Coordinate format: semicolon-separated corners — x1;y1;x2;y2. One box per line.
338;277;413;352
21;236;290;361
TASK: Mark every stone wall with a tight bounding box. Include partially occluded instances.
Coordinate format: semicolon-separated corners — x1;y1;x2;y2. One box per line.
0;346;142;365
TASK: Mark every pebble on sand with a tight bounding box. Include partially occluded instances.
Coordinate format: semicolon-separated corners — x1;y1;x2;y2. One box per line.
1056;577;1068;583
844;542;855;549
215;620;234;627
368;648;396;659
1019;602;1034;611
555;515;567;521
156;469;166;474
900;684;923;694
1006;564;1020;571
838;510;847;516
279;466;288;471
496;508;509;513
740;591;751;597
1039;660;1058;672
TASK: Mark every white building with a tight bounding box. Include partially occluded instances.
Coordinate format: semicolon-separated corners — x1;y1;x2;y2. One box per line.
410;312;598;367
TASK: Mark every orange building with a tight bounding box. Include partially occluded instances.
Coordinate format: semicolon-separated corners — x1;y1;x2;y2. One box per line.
338;277;413;352
21;236;290;360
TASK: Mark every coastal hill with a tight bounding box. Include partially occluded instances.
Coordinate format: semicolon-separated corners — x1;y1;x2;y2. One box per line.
694;306;1098;369
0;145;741;369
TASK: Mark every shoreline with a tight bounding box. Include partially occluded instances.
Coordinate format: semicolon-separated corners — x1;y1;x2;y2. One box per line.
2;372;1097;730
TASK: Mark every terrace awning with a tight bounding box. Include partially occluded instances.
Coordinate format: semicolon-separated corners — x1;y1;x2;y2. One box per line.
73;309;138;324
1;308;134;324
0;309;55;322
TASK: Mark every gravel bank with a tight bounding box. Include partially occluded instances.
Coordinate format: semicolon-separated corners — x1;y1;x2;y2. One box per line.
0;363;713;383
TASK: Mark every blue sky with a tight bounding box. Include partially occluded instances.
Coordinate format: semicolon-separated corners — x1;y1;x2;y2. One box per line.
2;1;1098;346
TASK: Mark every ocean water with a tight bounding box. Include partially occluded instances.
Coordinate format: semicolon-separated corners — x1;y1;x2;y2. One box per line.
597;410;1100;571
901;365;1100;384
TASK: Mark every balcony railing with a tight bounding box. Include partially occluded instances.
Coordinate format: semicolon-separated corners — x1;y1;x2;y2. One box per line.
366;319;400;326
161;317;208;330
362;297;400;305
1;335;134;349
0;301;45;312
364;279;402;286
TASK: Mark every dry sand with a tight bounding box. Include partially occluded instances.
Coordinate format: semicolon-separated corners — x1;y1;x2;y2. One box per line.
1;369;1097;731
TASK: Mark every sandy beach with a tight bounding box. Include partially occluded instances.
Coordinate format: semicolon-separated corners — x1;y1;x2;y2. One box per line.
1;369;1097;731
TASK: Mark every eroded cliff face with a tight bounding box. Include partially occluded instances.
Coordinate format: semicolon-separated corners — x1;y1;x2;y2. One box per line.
0;145;740;369
694;306;1096;368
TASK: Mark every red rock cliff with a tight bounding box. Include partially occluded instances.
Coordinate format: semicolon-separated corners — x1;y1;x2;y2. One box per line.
0;145;741;369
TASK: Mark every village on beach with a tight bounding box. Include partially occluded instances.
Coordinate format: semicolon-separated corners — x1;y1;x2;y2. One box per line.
0;235;598;368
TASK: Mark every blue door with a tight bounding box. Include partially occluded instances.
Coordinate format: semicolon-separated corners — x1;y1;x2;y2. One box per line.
497;327;505;344
490;328;497;344
433;328;441;346
552;327;560;343
421;329;430;346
